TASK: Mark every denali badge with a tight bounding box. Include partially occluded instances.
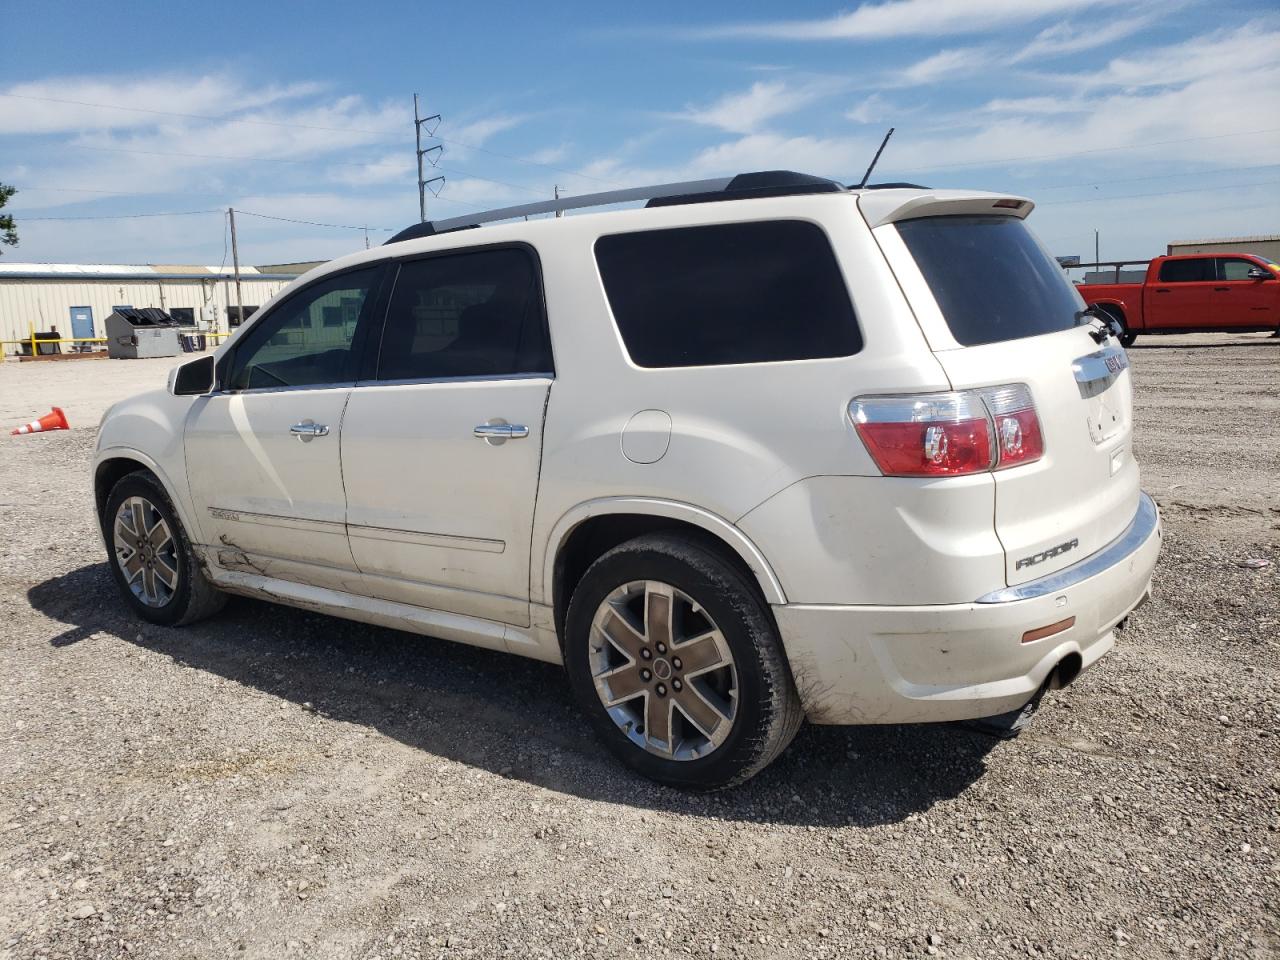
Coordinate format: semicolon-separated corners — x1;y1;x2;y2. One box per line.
1016;538;1079;570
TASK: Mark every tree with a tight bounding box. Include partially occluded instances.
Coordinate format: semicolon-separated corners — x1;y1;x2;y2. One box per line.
0;182;17;253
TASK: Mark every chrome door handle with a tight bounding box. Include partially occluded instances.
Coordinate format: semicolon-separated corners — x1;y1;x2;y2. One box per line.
473;423;529;443
290;421;329;442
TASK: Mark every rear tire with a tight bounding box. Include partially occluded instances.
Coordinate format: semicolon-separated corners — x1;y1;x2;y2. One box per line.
564;533;803;791
1098;306;1136;347
103;471;226;627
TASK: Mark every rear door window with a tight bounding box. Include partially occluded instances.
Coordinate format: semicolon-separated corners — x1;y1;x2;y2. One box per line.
1158;258;1213;283
375;247;552;381
594;220;861;368
895;215;1082;347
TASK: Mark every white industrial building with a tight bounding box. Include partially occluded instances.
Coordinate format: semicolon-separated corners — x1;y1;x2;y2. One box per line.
0;262;304;354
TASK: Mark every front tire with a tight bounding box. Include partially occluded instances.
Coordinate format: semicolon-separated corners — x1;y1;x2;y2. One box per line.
564;533;803;791
103;471;226;627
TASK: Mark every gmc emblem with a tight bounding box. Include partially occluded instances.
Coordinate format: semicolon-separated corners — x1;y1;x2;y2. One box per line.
1016;538;1079;570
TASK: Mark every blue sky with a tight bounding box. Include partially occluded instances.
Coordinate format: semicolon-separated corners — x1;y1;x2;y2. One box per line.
3;0;1277;266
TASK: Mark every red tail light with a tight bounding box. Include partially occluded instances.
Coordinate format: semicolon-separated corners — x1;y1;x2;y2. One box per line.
981;384;1044;469
850;384;1043;478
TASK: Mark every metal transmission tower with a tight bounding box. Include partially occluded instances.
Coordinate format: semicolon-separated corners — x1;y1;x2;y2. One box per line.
413;93;445;222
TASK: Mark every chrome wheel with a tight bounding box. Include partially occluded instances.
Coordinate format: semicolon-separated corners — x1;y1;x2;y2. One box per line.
588;580;738;761
113;496;179;608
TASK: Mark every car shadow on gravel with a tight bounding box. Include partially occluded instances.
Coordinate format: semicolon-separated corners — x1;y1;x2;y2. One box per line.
30;563;1001;828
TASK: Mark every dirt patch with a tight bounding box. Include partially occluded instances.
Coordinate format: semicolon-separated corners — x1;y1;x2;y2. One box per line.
1;334;1277;959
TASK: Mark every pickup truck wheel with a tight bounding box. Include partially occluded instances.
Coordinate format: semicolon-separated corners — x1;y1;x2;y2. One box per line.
564;533;803;791
104;471;226;627
1097;306;1136;347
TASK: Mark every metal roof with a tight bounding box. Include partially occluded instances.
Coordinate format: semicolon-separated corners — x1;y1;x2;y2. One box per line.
1167;235;1280;245
0;262;297;281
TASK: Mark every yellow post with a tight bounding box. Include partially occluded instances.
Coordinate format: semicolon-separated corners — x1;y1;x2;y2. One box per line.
29;324;36;358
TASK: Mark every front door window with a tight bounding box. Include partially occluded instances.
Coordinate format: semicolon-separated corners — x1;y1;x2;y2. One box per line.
227;269;379;390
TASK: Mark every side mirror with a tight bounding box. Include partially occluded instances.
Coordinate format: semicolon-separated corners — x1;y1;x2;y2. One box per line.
1247;267;1270;280
170;355;216;396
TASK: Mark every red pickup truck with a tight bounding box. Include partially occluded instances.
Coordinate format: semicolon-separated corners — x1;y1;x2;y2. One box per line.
1078;253;1280;346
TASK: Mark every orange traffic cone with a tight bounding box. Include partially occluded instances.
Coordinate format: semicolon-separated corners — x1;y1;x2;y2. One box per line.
11;407;69;435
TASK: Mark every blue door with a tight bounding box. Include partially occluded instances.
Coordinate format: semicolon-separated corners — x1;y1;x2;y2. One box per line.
69;306;94;341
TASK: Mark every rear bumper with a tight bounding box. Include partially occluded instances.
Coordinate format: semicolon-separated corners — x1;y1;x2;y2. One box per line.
774;493;1161;725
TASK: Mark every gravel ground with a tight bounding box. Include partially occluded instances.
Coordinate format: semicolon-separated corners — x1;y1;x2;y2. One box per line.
1;334;1277;960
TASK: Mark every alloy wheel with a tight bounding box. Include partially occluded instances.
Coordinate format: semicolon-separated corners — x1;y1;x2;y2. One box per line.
113;496;179;608
588;580;738;760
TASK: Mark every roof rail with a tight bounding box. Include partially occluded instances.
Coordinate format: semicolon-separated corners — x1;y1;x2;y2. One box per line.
385;170;847;245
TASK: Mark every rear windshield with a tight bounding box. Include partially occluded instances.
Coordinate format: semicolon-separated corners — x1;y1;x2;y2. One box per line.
897;215;1082;347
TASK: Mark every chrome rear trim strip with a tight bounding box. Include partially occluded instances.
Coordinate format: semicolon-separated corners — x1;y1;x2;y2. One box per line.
976;492;1159;604
1072;344;1129;384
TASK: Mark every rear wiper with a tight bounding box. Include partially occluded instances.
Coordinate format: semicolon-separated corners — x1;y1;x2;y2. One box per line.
1074;305;1120;344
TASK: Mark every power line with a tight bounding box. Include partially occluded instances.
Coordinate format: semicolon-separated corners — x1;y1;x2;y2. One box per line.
21;160;1279;206
0;90;618;185
14;208;221;221
894;127;1280;173
217;211;229;272
1031;161;1280;191
1039;179;1280;205
17;176;1276;228
68;143;550;199
235;209;395;232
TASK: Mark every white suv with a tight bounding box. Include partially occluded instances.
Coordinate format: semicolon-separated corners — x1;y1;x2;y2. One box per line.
94;171;1161;789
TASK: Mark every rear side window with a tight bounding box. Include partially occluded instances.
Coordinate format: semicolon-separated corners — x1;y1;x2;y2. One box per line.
376;247;552;381
896;216;1081;347
595;221;861;368
1158;258;1213;283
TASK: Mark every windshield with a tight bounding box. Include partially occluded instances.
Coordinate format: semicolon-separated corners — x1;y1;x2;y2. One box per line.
897;215;1084;347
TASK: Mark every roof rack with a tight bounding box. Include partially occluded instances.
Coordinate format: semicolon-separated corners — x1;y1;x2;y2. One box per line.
385;170;848;245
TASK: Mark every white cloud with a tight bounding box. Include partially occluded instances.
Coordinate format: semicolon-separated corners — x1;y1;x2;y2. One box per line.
1050;20;1280;89
0;75;321;135
1011;15;1154;64
874;13;1156;89
445;114;524;147
846;93;891;124
328;153;414;187
677;80;836;134
981;96;1089;115
525;144;571;165
889;47;992;87
698;0;1129;40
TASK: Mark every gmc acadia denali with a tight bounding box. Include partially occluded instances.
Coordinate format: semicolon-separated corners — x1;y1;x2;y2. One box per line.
94;171;1162;789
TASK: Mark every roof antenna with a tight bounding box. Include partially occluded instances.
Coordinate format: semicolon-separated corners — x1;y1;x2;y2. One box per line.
855;127;895;189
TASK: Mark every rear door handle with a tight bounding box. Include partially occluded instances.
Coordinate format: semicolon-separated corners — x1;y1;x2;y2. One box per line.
1154;288;1171;293
290;421;329;442
473;423;529;443
1214;287;1229;292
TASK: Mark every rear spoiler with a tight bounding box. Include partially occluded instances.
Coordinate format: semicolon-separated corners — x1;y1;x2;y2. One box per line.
857;189;1035;229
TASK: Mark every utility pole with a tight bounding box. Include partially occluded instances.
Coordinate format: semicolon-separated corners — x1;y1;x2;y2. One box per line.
1094;229;1100;265
228;208;245;329
414;94;444;222
555;184;563;218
